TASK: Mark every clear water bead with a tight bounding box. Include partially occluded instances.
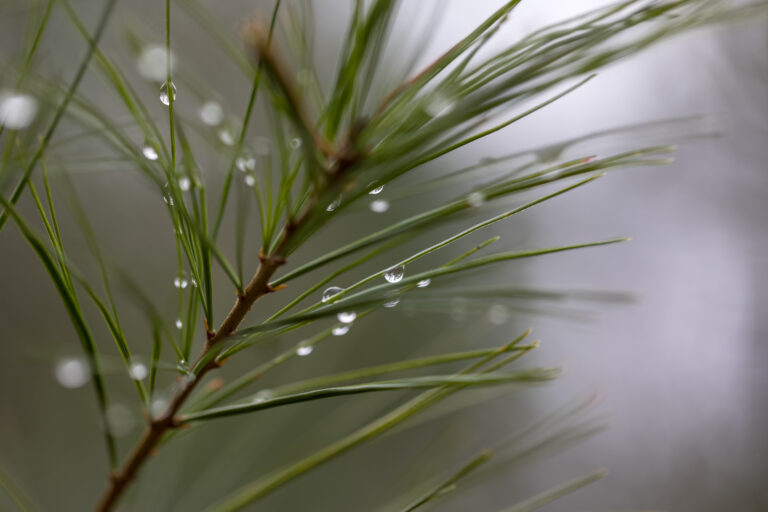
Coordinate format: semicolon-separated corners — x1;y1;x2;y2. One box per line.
141;141;158;161
218;127;235;146
296;345;313;357
137;46;175;82
417;279;431;288
159;80;176;106
178;176;191;191
326;196;341;212
236;152;255;172
54;358;89;389
199;100;224;126
332;325;350;336
162;183;174;205
384;265;405;283
322;286;344;303
467;191;485;207
253;390;273;404
290;137;302;149
337;311;356;324
128;362;148;380
175;318;183;329
370;199;389;213
244;174;256;187
383;298;400;308
0;90;38;129
368;183;384;195
173;275;188;289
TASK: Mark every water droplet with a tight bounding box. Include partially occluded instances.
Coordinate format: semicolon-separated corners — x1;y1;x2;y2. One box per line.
326;196;341;212
417;279;431;288
290;137;302;150
236;152;255;172
467;191;485;208
162;183;174;205
128;362;148;380
106;403;136;437
150;397;168;417
199;100;224;126
487;304;509;325
296;344;313;356
368;183;384;195
178;176;191;191
141;141;158;161
370;199;389;213
218;126;235;146
244;174;256;187
159;80;176;106
383;298;400;308
137;46;175;82
173;274;188;289
0;90;38;129
384;265;404;283
322;286;344;303
54;357;89;389
332;325;350;336
337;311;356;324
190;277;198;287
175;318;183;329
253;390;273;404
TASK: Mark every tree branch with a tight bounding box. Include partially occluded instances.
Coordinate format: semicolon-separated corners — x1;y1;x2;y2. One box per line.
92;20;364;511
92;229;295;512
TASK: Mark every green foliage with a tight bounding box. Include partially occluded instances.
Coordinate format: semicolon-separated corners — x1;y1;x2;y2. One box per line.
0;0;763;511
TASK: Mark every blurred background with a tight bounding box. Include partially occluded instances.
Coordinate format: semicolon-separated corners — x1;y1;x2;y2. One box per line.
0;0;766;511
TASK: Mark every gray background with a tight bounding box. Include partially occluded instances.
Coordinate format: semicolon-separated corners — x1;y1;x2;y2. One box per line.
0;1;766;511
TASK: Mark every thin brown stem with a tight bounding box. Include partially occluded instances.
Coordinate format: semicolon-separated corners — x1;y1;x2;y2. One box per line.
91;138;355;512
93;22;363;507
93;259;288;510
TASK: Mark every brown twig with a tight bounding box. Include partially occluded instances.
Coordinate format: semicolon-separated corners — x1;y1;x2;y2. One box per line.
92;246;290;512
94;30;336;512
93;21;361;511
93;178;336;511
243;18;334;157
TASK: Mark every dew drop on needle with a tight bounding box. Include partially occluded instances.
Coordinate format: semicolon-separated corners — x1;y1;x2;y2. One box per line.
322;286;344;303
159;80;177;106
332;325;350;336
384;265;404;283
296;345;313;356
54;358;89;389
337;311;356;324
